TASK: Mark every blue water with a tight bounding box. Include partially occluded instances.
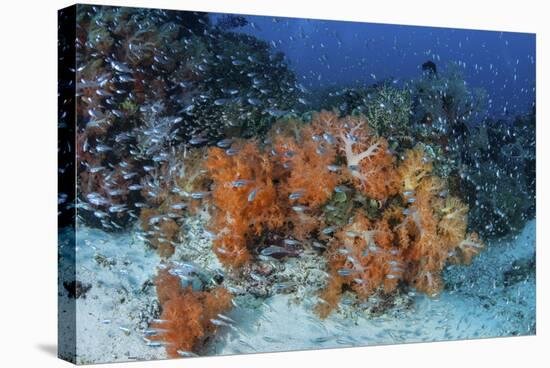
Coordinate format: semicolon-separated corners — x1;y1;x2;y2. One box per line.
212;13;535;117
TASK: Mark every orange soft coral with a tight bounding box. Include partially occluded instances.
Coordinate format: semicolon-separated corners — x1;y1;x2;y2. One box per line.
316;212;404;318
316;143;484;317
310;111;399;201
150;269;233;358
273;125;340;208
205;141;285;267
394;147;482;296
397;144;433;193
452;232;484;264
202;113;483;306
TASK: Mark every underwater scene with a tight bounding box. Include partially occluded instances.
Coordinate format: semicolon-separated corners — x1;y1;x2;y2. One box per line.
57;4;536;364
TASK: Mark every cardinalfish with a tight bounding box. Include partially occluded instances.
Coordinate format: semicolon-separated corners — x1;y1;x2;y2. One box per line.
289;190;306;200
216;138;233;148
231;179;253;187
321;226;337;235
291;205;308;212
337;268;358;277
248;188;259;202
335;185;352;193
260;245;296;257
190;191;211;199
189;136;209;145
226;148;239;156
323;132;336;145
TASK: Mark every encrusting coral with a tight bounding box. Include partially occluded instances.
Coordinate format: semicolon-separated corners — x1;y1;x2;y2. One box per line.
149;268;233;358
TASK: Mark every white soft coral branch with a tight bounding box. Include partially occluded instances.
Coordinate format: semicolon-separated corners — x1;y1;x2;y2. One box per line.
340;130;380;183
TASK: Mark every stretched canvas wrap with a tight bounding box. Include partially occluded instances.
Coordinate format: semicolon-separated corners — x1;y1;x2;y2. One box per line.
58;3;536;364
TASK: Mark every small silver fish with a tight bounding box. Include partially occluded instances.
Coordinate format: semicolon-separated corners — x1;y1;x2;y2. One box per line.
335;185;351;193
323;132;335;144
128;184;143;191
171;202;187;210
111;61;131;73
247;98;262;105
265;108;288;117
150;319;169;324
217;314;236;324
95;144;112;152
109;204;127;213
289;190;305;200
248;188;258;202
189;136;208;145
260;245;291;256
226;148;239;156
190;191;210;199
177;350;198;357
312;241;327;250
214;98;229;106
232;179;252;187
322;226;336;235
216;138;233;148
210;318;231;327
283;239;301;246
337;268;356;276
146;341;163;347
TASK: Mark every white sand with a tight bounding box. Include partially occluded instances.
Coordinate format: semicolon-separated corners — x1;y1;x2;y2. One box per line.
211;220;536;354
60;219;535;363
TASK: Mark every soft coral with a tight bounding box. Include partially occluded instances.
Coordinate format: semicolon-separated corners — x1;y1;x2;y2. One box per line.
205;141;285;267
149;269;233;358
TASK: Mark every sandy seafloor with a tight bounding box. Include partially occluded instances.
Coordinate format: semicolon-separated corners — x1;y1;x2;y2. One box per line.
58;217;536;364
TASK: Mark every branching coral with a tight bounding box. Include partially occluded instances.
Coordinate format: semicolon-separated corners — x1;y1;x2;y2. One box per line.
149;269;232;358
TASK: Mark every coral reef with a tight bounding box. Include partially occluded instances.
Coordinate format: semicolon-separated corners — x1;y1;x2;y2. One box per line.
149;268;232;357
139;147;210;257
203;110;483;314
75;5;300;231
205;141;285;267
313;141;484;317
456;109;536;237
